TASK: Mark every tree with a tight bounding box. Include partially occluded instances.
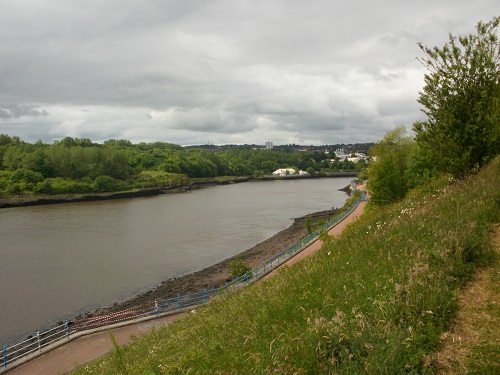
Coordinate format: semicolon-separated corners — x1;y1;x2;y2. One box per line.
94;175;127;192
367;126;415;205
413;16;500;178
10;169;44;184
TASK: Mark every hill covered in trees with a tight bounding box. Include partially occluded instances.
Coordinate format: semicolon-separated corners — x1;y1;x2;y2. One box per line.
0;136;370;197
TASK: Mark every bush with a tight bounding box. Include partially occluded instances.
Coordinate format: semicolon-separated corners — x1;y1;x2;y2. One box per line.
227;258;253;279
94;175;128;192
37;177;95;194
10;169;44;184
34;180;54;194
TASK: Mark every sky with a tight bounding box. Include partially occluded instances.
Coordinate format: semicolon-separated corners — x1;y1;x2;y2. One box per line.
0;1;497;146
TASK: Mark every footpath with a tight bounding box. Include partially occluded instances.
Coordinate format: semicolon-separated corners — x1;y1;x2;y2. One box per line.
6;190;367;375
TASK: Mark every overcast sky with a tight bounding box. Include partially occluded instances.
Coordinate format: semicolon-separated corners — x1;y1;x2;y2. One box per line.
0;1;497;145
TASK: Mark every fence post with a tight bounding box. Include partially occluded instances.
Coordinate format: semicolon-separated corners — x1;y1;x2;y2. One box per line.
177;294;181;311
3;345;6;369
203;289;207;304
65;320;70;339
155;299;159;317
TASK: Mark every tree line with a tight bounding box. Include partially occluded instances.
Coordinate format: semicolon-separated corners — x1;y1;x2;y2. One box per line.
0;135;364;196
367;16;499;206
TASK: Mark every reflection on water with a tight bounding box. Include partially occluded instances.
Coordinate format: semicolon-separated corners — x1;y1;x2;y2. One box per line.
0;177;352;343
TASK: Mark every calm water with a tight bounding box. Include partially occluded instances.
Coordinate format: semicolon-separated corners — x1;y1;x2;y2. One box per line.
0;177;352;344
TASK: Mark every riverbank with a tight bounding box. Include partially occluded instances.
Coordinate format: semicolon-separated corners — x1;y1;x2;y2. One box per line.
85;206;342;318
0;173;357;209
4;188;360;375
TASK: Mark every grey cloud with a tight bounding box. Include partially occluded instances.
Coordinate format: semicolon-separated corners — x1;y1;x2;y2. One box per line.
0;105;48;119
0;0;496;145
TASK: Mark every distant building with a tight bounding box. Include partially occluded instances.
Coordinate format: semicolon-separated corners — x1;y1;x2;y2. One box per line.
265;141;273;150
334;148;348;160
332;149;367;163
272;168;296;176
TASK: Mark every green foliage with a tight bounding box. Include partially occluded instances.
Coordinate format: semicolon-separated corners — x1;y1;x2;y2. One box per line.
404;145;439;189
10;169;44;184
33;180;54;194
94;175;127;192
34;177;95;194
367;126;415;206
70;156;500;375
0;135;366;197
132;171;190;189
227;258;252;279
413;16;500;178
305;216;312;234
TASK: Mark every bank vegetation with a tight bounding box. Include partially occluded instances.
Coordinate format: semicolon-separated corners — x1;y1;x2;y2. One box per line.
70;16;499;374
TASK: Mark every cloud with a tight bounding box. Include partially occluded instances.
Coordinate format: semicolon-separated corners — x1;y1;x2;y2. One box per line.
0;0;496;145
0;105;49;120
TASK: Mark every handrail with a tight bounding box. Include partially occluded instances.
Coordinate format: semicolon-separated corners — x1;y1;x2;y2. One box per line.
1;179;367;371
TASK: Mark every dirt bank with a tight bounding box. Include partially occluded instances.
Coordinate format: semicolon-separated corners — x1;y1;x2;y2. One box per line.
88;207;342;317
2;179;352;322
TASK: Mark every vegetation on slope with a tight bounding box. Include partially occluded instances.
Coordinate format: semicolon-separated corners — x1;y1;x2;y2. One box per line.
71;156;499;374
368;17;499;207
0;136;365;197
436;225;500;373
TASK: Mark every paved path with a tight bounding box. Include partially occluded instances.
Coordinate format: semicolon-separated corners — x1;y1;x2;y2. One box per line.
6;189;367;375
262;197;367;281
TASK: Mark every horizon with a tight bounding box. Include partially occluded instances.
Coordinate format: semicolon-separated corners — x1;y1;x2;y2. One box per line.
0;2;496;145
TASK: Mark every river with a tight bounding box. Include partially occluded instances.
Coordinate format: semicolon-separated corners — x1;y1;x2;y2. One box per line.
0;177;352;344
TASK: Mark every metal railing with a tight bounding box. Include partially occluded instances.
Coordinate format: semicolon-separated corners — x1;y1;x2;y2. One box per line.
2;180;367;371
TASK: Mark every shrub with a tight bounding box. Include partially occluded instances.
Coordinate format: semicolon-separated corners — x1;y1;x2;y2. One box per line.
94;175;127;192
37;177;95;194
34;180;54;194
305;216;312;233
10;169;44;184
227;258;253;279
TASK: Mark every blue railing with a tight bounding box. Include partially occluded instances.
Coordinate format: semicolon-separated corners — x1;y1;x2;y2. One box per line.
2;180;368;371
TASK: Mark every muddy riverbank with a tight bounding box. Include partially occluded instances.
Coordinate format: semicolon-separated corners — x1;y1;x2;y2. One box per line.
85;207;342;317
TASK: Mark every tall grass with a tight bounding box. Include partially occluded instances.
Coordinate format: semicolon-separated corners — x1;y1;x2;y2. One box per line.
72;157;499;374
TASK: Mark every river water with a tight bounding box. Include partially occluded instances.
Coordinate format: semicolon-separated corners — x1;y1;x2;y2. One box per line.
0;177;352;344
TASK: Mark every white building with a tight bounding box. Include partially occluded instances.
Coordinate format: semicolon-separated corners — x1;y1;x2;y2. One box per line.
334;148;348;160
272;168;296;176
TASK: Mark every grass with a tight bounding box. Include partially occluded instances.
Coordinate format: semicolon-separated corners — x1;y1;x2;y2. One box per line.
71;157;499;374
435;224;500;374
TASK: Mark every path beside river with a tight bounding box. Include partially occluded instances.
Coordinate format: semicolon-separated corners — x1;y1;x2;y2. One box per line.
5;186;366;375
87;207;341;317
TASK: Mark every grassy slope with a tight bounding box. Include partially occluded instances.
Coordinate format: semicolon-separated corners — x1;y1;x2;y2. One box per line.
72;157;499;374
435;224;500;374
